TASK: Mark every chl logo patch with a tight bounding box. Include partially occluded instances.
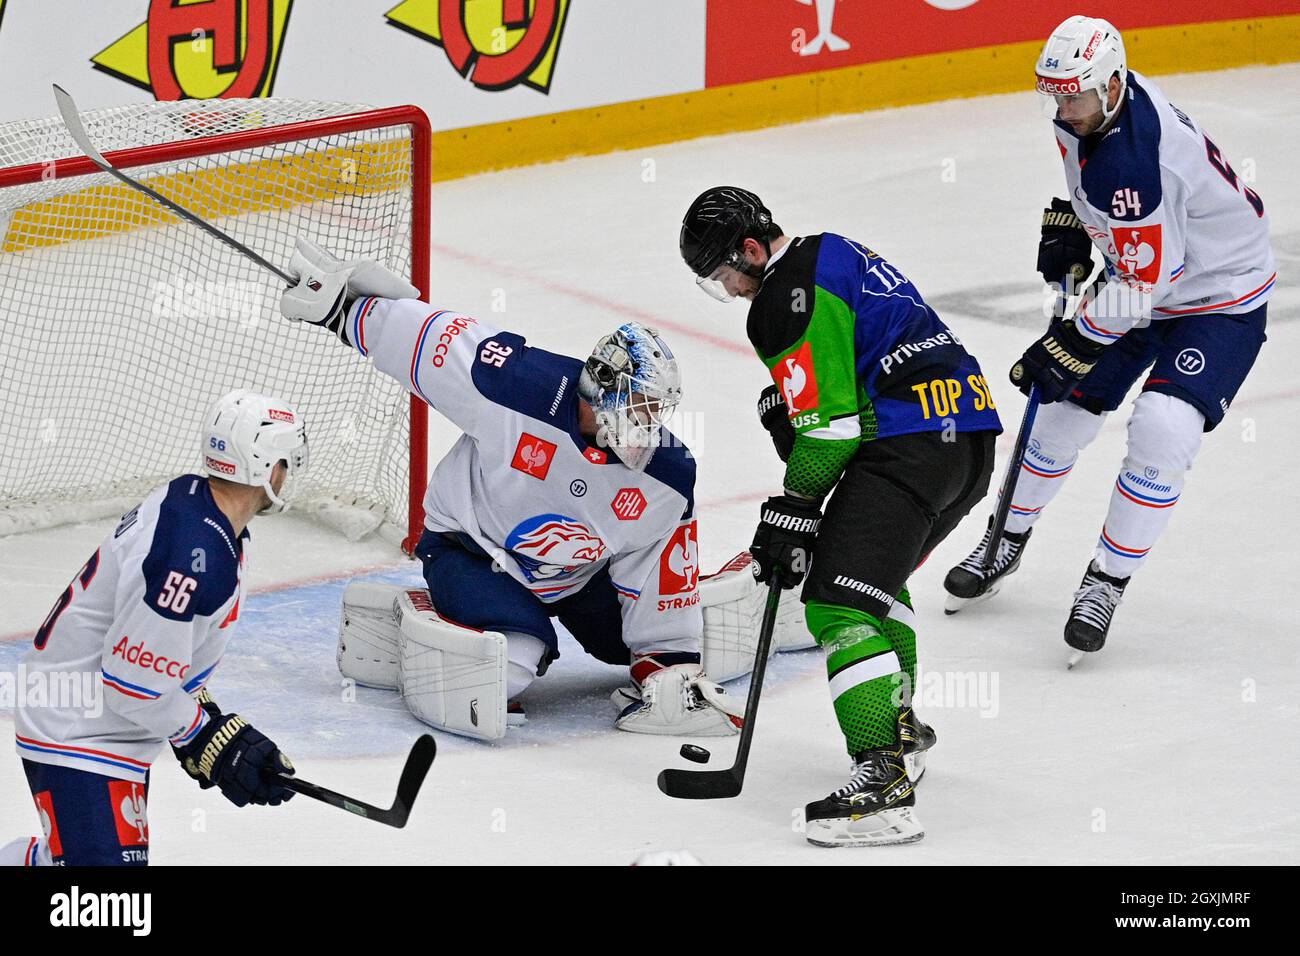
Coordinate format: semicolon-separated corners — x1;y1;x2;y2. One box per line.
659;521;699;596
1175;348;1206;376
1112;224;1162;286
511;433;557;480
611;488;647;521
775;341;819;416
108;781;149;847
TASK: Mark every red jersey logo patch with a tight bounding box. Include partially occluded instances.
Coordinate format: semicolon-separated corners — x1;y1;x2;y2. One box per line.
1112;225;1163;287
511;434;557;480
611;488;647;521
774;341;819;416
659;521;700;596
32;791;63;857
108;780;149;847
583;446;607;464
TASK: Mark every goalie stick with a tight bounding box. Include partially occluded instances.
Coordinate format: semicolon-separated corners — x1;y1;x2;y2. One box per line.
657;571;782;800
52;84;294;285
273;734;437;829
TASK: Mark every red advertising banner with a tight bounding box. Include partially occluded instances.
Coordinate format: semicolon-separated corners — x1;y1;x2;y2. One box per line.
706;0;1300;87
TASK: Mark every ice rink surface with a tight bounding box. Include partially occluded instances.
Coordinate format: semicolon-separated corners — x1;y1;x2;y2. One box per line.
2;65;1297;865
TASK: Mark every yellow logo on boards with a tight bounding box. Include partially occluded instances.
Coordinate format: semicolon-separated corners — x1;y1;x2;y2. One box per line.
91;0;294;100
386;0;570;93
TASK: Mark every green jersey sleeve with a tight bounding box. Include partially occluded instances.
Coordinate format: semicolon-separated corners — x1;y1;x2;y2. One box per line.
746;236;867;500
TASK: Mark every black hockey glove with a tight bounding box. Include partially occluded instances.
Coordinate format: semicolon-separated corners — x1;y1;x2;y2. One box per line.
750;494;822;589
175;710;296;808
1010;318;1105;404
1037;198;1094;293
757;385;796;462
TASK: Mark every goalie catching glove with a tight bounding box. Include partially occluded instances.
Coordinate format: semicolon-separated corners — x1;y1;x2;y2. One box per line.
612;658;744;736
280;237;420;342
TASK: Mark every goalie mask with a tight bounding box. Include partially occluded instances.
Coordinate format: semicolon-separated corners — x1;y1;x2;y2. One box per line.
202;390;309;514
577;323;682;472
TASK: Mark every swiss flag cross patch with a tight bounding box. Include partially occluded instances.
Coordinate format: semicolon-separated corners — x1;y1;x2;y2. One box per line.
773;341;819;416
583;446;607;465
511;433;558;480
1112;224;1163;287
107;780;149;847
659;521;700;596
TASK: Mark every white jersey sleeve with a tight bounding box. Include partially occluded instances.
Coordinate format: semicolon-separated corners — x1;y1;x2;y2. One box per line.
345;296;504;436
608;515;703;658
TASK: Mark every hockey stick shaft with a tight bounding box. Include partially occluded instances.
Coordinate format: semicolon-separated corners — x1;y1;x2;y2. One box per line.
728;571;783;780
657;570;782;799
270;734;436;829
983;273;1109;571
52;85;293;285
983;386;1039;572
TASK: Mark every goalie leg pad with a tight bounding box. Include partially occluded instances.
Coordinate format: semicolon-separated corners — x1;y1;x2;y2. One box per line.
397;590;509;741
774;588;817;651
700;554;815;682
699;553;772;682
338;581;409;689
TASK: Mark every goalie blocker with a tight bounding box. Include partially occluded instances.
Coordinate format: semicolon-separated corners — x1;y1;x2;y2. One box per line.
337;554;814;740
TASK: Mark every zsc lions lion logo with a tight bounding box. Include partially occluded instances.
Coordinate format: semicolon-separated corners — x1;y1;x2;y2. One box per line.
505;514;608;581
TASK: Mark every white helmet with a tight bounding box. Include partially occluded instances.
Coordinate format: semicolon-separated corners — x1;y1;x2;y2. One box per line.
1036;15;1127;125
202;390;309;514
577;322;682;472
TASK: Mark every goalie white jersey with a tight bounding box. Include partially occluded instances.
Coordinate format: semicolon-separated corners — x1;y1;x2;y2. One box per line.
15;476;245;782
1056;71;1275;344
347;296;702;653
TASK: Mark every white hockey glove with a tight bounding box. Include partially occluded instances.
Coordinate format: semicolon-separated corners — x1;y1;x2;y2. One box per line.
613;662;744;737
280;237;419;344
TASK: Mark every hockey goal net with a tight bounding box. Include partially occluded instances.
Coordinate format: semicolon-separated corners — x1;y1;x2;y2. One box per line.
0;99;430;550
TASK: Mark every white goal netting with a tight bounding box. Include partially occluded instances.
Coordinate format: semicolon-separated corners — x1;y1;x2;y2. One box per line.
0;99;425;543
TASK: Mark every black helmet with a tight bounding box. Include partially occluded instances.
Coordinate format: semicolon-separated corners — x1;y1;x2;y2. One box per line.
679;186;776;278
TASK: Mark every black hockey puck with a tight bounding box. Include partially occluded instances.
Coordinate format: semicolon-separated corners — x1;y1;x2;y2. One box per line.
680;744;710;764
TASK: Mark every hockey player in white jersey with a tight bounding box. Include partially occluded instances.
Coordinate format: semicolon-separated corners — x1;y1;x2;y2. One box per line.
3;391;307;866
281;241;745;739
945;16;1274;657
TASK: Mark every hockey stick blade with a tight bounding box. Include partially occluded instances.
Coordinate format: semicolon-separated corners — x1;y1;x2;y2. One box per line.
273;734;436;828
657;766;741;800
52;84;294;284
657;572;783;800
